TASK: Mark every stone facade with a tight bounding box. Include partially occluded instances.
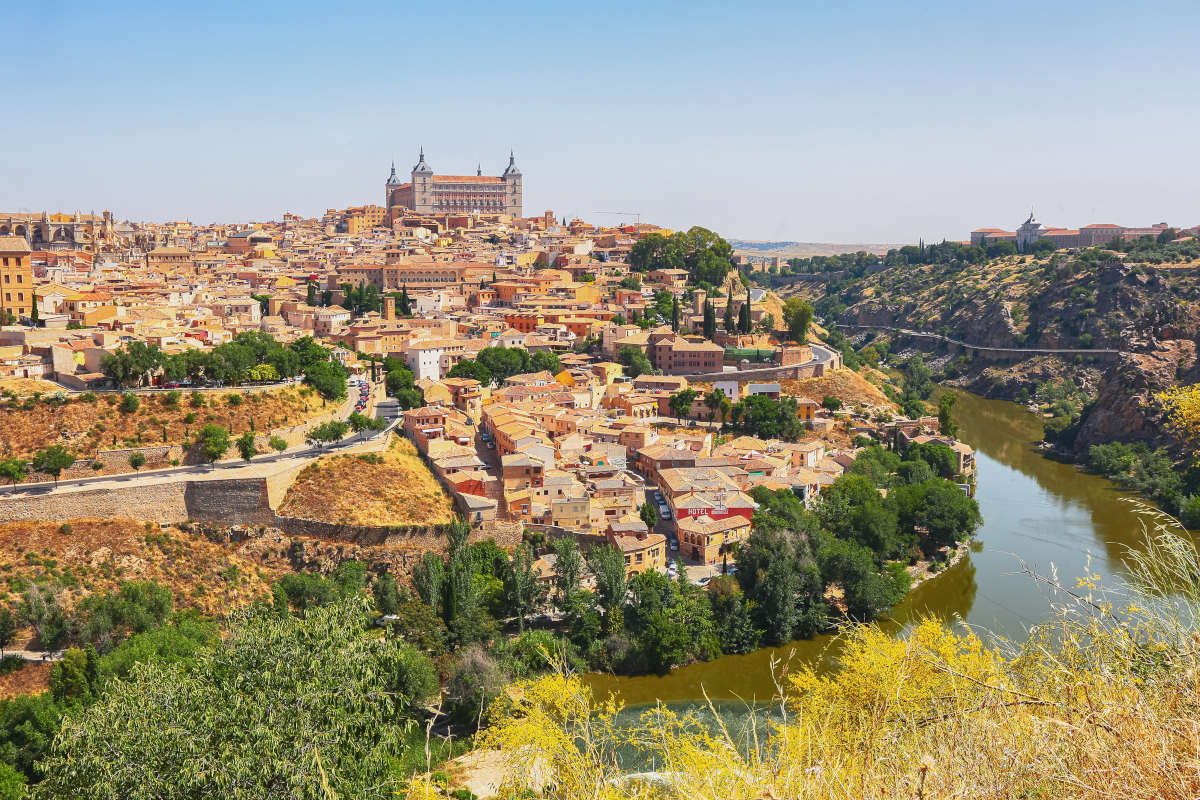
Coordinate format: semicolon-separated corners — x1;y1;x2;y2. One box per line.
385;150;522;218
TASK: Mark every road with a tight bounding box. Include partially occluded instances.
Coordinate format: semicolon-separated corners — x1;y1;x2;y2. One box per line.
0;387;402;498
834;323;1123;356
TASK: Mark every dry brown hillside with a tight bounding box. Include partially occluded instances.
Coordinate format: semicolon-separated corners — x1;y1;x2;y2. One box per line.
0;519;282;616
278;435;456;526
0;385;330;463
782;365;894;409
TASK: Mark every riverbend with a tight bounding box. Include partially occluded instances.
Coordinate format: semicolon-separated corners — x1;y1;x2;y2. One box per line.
584;389;1148;707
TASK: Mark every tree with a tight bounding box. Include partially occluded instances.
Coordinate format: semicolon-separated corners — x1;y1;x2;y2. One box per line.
639;501;658;529
822;395;843;411
730;395;804;440
504;544;539;633
736;524;826;645
446;359;492;386
372;573;399;616
782;297;814;344
587;544;628;634
550;537;583;607
707;575;762;654
0;458;27;485
906;441;960;479
128;452;146;472
29;296;38;326
305;281;316;305
702;299;716;339
902;355;935;400
722;298;735;333
668;388;698;421
817;474;907;562
32;446;75;485
35;603;438;799
617;345;653;379
889;478;982;552
0;607;15;655
938;393;959;439
236;431;257;462
0;761;25;800
703;390;725;422
195;424;230;464
268;435;288;453
49;647;94;704
307;420;350;446
303;360;347;403
670;295;680;331
529;350;561;375
738;286;752;333
895;459;934;485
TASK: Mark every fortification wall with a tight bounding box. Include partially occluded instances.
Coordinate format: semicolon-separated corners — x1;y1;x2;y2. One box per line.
0;482;189;524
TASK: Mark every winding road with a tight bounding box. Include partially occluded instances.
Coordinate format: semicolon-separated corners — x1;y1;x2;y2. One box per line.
835;323;1124;356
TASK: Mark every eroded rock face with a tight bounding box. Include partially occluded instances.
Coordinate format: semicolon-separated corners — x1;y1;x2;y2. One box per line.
1073;340;1198;453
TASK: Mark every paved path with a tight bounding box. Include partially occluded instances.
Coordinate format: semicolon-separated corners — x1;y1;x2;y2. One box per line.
835;323;1124;356
4;649;63;663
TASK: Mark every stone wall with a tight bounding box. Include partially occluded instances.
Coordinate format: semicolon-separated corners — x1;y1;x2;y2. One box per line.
268;513;522;550
0;477;275;525
676;361;832;382
0;482;189;524
62;445;185;478
185;478;275;525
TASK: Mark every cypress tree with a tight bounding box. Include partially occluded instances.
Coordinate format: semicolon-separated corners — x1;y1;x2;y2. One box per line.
723;298;734;333
702;300;716;339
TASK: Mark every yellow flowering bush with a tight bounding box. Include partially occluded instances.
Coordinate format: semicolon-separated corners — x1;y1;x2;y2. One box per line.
1157;383;1200;453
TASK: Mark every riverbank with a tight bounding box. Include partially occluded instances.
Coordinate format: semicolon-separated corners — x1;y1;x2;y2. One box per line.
583;389;1149;707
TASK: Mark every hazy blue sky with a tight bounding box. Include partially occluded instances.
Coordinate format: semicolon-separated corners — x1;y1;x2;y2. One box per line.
5;1;1198;242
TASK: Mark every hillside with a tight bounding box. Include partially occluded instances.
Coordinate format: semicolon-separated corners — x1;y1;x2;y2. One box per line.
766;248;1200;455
278;434;456;526
0;518;281;619
0;385;330;467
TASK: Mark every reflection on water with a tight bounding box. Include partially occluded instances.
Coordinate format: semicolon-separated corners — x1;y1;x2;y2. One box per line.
584;390;1147;707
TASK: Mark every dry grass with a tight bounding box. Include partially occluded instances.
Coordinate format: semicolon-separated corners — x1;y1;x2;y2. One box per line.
782;366;893;408
459;508;1200;800
0;662;51;700
0;377;64;396
0;386;328;463
0;518;280;617
279;434;456;527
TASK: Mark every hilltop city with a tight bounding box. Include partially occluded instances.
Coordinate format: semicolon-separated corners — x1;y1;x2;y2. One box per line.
3;150;1199;800
0;149;975;584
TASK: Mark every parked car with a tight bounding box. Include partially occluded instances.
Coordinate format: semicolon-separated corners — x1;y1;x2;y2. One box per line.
661;508;672;520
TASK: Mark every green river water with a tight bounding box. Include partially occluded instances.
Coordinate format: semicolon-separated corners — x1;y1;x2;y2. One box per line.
584;389;1150;708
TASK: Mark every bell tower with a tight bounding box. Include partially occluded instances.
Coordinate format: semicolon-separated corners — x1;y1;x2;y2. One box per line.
411;148;434;213
501;151;522;217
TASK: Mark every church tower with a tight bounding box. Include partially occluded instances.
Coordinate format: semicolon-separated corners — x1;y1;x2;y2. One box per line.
411;148;434;214
502;151;523;217
384;161;401;208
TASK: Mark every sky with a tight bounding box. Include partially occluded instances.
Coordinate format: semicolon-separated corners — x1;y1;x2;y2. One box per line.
5;0;1199;243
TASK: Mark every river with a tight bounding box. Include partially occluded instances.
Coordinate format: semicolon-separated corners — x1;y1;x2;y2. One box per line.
584;389;1149;707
